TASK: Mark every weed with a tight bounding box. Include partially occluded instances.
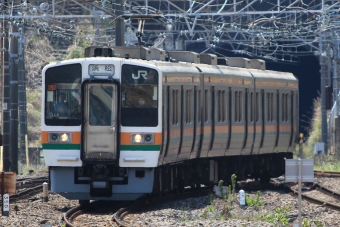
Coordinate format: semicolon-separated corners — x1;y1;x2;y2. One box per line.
300;218;324;227
201;205;216;219
179;205;186;211
208;205;214;212
313;219;324;227
222;174;237;218
245;191;263;210
302;218;310;227
258;206;290;226
181;218;191;223
218;180;227;199
208;193;215;205
231;174;237;194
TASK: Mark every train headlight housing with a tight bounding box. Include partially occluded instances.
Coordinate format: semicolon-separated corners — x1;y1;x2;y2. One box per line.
132;134;143;143
60;133;70;142
48;132;72;143
144;134;154;144
130;133;154;144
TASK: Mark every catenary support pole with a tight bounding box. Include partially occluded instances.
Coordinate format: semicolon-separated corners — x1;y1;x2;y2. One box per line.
2;13;10;171
18;24;27;165
9;18;19;173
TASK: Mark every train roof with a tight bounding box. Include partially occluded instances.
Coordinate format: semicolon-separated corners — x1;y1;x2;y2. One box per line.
44;46;297;83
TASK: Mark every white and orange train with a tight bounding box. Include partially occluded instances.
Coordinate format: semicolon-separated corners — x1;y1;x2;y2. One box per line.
41;46;298;201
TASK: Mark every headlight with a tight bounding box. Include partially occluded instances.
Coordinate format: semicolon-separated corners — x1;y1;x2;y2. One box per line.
48;132;72;143
133;134;143;143
60;133;70;142
130;133;154;144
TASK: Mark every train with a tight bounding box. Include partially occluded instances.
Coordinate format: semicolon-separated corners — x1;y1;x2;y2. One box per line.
41;46;298;201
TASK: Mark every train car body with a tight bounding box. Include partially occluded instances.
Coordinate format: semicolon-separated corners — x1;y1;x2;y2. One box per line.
41;47;298;201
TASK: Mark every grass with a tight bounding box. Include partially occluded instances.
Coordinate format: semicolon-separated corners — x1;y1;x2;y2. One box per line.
19;164;47;175
314;160;340;171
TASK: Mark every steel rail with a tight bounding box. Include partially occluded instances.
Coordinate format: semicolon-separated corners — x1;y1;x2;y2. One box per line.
314;170;340;177
63;204;83;227
287;183;340;211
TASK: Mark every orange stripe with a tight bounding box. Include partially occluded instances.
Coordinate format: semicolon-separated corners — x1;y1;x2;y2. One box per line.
120;132;162;145
41;131;81;144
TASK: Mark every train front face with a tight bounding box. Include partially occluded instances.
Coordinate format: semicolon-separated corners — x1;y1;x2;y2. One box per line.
41;59;162;200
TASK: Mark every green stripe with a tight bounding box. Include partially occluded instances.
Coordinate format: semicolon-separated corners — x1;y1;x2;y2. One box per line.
120;145;161;151
42;144;80;150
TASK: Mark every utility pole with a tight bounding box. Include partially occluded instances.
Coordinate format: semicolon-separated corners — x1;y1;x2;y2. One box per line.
9;18;19;173
18;24;27;165
2;18;10;171
115;0;125;46
319;31;331;155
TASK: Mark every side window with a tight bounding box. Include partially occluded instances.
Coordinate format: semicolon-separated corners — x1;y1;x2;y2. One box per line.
172;89;178;125
267;92;274;122
282;93;288;122
234;91;242;122
218;90;226;122
198;90;201;123
186;89;192;124
255;92;259;122
250;92;254;122
205;90;209;122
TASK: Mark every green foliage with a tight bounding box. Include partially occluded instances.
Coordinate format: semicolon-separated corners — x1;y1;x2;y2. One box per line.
207;205;214;212
302;218;311;227
303;97;321;158
26;88;42;144
218;180;227;199
208;193;214;204
245;191;263;210
222;174;237;218
314;161;340;171
313;219;324;227
179;205;186;211
258;206;290;226
22;164;47;175
231;174;237;194
65;46;85;60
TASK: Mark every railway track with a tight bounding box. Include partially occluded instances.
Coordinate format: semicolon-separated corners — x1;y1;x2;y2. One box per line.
61;180;286;227
0;176;49;204
314;170;340;177
60;171;340;227
286;179;340;211
62;188;211;227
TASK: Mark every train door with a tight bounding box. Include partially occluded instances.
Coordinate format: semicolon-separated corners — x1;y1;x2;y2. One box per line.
83;83;118;161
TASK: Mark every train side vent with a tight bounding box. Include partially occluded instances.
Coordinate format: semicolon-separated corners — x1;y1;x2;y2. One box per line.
167;51;200;63
200;54;217;65
250;59;266;70
226;57;251;68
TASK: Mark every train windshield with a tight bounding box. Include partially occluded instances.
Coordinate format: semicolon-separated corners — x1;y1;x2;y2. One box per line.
44;63;82;126
121;64;158;126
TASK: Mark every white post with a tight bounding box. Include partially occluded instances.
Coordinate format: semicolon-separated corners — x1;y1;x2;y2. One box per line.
239;189;245;206
298;159;302;227
43;182;48;202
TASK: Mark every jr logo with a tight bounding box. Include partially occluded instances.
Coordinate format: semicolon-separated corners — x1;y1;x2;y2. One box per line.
132;70;148;79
